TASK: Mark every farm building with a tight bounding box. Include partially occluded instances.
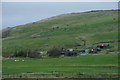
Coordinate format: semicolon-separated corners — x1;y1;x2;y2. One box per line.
61;49;78;56
97;43;109;49
89;48;97;53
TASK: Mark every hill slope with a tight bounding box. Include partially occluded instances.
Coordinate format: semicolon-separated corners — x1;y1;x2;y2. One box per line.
2;10;118;57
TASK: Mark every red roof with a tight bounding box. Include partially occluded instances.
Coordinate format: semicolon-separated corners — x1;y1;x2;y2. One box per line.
97;44;109;46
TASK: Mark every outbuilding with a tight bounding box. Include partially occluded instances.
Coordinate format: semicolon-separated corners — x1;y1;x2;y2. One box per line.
97;43;109;49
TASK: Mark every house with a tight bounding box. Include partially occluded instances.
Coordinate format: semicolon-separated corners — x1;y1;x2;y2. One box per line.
89;48;97;53
97;43;109;49
61;49;78;56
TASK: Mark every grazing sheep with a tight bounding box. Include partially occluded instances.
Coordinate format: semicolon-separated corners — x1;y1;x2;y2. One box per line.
14;60;19;62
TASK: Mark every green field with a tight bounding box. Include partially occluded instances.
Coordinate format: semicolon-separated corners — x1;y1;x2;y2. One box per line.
2;54;118;78
2;10;119;78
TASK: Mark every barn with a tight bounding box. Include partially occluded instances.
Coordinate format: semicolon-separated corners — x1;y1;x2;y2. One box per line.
97;43;109;49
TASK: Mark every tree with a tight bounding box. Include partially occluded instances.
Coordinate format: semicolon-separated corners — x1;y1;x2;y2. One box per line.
47;47;62;57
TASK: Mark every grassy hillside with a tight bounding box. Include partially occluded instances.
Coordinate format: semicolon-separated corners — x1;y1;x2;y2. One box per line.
2;10;118;56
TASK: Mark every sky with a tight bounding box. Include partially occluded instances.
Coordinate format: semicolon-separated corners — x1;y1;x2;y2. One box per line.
2;2;118;29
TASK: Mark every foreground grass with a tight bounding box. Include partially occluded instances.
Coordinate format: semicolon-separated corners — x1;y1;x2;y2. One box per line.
2;54;118;78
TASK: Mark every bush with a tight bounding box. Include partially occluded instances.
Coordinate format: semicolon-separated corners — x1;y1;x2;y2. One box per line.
47;48;62;57
13;49;42;58
27;49;42;58
13;50;27;57
28;52;42;58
